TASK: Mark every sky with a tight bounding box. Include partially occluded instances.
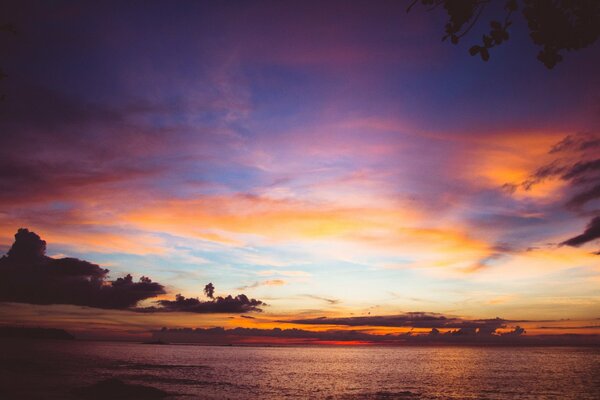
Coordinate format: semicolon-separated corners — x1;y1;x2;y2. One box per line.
0;0;599;341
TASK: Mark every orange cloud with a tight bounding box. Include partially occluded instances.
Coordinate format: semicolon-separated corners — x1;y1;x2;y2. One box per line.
120;193;493;272
457;131;567;198
0;223;166;256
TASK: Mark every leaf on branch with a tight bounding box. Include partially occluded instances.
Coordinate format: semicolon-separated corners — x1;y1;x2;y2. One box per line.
480;47;490;61
469;45;481;56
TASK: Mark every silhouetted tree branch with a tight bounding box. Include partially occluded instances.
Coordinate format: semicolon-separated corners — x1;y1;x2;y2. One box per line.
408;0;600;68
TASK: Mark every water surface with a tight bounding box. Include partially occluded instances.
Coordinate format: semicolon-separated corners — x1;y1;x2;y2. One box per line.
1;340;599;399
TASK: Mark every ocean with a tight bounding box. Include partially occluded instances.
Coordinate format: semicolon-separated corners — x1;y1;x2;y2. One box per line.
1;339;599;399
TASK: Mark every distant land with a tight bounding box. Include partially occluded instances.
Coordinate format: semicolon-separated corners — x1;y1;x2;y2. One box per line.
0;326;75;340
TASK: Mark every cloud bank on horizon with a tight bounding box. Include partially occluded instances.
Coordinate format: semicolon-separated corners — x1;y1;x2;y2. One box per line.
0;0;599;333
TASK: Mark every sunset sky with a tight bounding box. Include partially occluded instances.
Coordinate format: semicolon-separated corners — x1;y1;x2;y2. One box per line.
1;0;599;341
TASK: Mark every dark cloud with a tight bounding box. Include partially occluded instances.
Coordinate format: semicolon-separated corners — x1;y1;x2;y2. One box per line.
566;184;600;210
148;291;265;314
550;133;600;154
499;326;525;336
561;216;600;248
150;324;600;346
505;133;600;254
153;326;392;344
520;161;566;190
283;313;507;330
0;228;267;313
518;158;600;191
300;294;340;305
562;159;600;182
0;84;166;208
537;325;600;330
509;133;600;195
0;228;165;309
0;83;230;211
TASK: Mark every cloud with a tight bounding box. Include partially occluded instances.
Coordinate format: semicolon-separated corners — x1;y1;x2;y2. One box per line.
561;216;600;248
537;325;600;330
149;324;599;346
301;294;340;305
0;228;268;314
150;292;265;314
257;269;311;277
504;132;600;254
283;312;507;331
562;159;600;182
0;85;165;207
566;184;600;209
500;326;526;336
467;250;509;272
0;228;165;309
550;133;600;153
237;279;286;290
508;132;599;196
518;158;600;191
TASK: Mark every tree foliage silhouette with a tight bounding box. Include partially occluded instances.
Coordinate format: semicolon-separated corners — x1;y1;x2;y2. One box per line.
407;0;600;68
204;282;215;299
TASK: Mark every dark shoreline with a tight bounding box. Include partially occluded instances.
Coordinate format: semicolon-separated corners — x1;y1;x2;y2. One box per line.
0;326;74;341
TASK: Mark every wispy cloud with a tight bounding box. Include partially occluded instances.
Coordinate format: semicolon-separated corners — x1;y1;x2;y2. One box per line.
237;279;287;291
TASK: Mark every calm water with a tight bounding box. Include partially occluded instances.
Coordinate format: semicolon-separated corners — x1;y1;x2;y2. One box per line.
1;340;599;399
